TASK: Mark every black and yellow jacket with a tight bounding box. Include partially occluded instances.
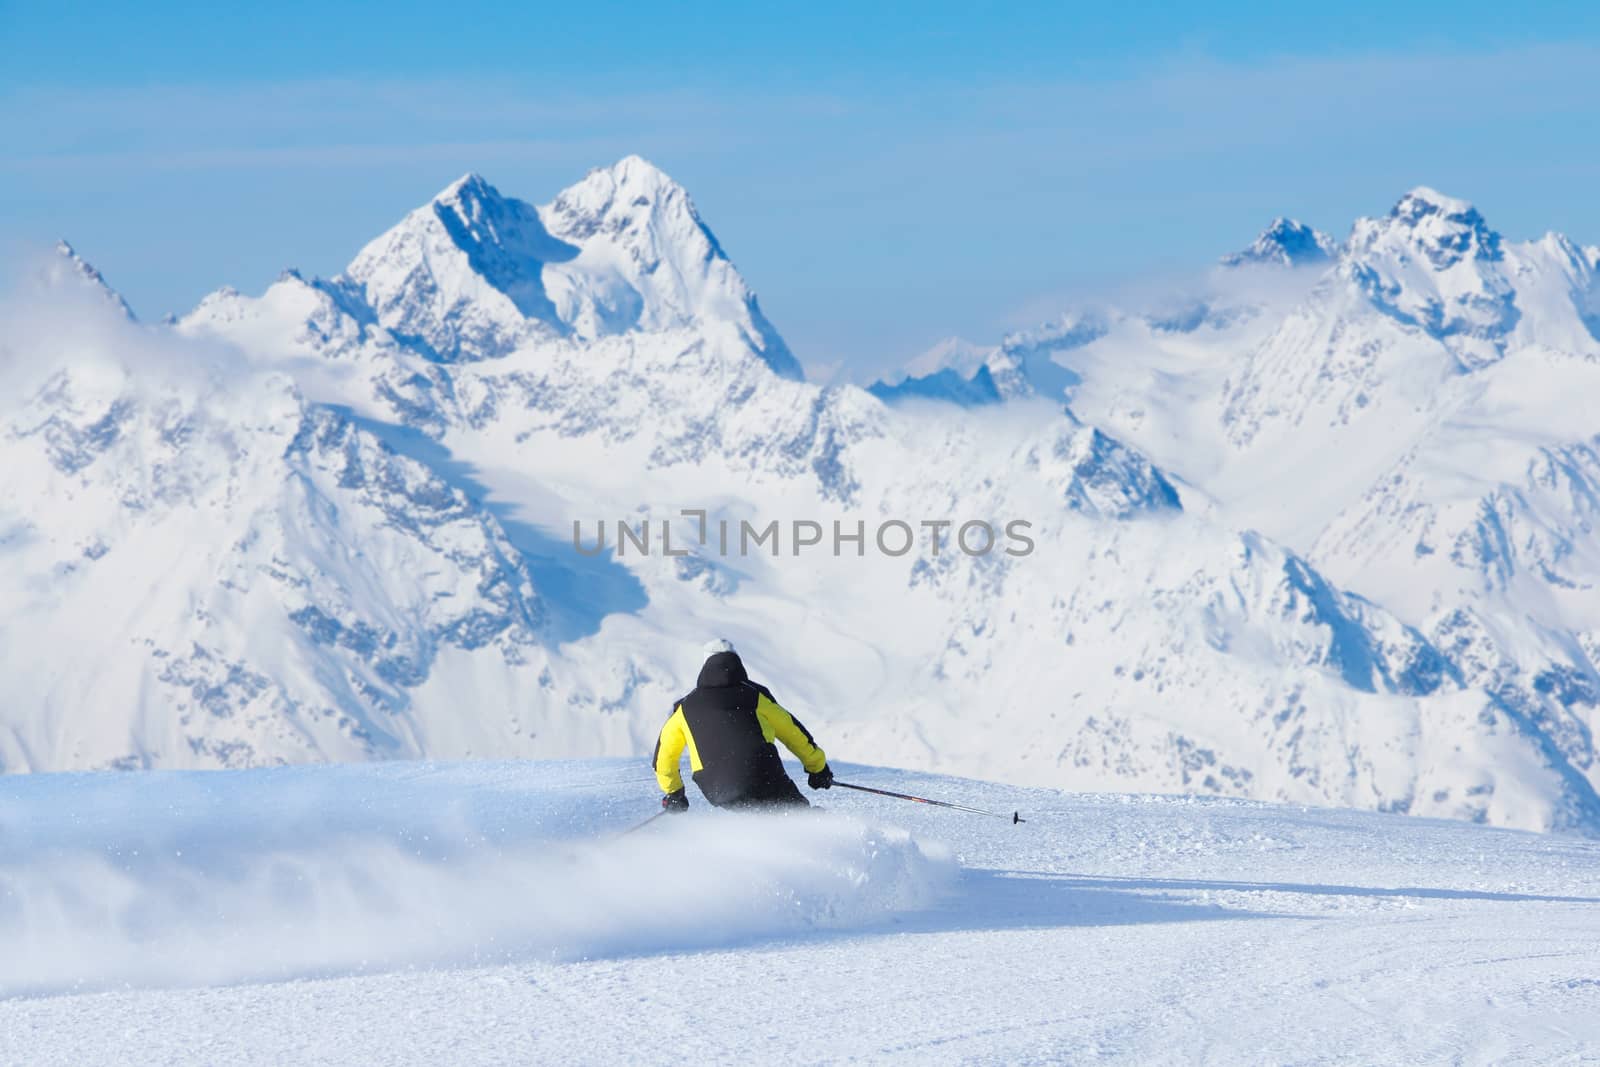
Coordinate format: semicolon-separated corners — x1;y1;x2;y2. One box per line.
654;650;827;807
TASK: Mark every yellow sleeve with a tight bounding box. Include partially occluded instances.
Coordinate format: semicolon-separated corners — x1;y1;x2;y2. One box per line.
653;707;689;793
756;693;827;773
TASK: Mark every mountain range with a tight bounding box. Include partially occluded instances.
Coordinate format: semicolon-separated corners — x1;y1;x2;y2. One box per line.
5;159;1600;833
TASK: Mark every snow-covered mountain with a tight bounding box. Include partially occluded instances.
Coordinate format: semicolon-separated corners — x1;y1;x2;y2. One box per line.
44;241;136;320
868;337;1008;407
919;186;1600;832
6;166;1600;833
335;157;801;376
1221;217;1340;268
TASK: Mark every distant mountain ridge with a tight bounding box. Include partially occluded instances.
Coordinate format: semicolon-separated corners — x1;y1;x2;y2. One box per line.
1221;217;1340;268
902;186;1600;833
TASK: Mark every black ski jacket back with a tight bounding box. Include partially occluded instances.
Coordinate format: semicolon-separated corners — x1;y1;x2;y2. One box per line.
653;651;827;808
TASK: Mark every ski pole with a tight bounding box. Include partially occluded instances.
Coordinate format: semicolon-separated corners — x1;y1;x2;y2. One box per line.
833;781;1024;823
619;810;670;837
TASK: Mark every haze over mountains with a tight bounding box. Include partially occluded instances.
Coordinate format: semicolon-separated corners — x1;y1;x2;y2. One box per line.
6;158;1600;833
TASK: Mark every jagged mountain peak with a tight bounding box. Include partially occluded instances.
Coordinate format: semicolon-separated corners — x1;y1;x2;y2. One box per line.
868;364;1003;408
1222;217;1339;268
436;170;496;202
1317;186;1523;369
1396;185;1478;219
557;155;689;211
1355;186;1503;268
902;336;1001;378
542;154;709;251
538;156;803;378
317;160;801;377
612;152;672;179
46;241;136;320
867;337;1024;407
336;173;571;361
427;172;568;255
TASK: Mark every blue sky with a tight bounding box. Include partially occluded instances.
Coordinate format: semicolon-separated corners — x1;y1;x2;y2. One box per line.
4;1;1598;376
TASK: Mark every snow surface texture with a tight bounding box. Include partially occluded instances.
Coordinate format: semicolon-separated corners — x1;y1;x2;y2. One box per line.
7;163;1600;833
1;760;1597;1065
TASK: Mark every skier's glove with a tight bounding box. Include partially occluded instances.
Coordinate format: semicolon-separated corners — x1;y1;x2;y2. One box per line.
662;789;689;813
808;764;835;790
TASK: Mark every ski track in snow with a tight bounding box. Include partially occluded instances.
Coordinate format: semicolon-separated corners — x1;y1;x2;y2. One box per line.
2;760;1598;1065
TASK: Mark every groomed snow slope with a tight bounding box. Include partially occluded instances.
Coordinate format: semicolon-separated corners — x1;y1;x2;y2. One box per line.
2;760;1597;1065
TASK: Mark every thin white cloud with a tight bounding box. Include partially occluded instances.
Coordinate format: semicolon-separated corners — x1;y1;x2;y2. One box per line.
4;42;1592;167
6;42;1598;369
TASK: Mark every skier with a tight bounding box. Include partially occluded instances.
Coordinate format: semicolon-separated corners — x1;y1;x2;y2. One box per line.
654;639;834;813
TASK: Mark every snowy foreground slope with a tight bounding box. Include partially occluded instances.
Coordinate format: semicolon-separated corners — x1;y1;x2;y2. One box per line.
2;760;1598;1065
6;161;1600;833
